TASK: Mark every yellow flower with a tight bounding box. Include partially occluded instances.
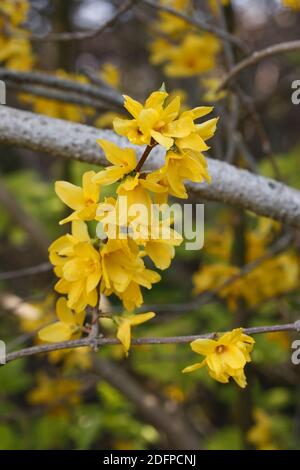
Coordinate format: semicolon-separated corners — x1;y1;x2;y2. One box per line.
93;140;137;186
1;0;29;27
55;171;100;224
114;90;194;149
50;221;102;312
116;312;156;354
158;33;221;77
158;148;211;198
282;0;300;10
99;62;120;89
0;38;34;70
153;0;191;38
201;77;227;102
117;173;168;212
38;297;85;343
27;373;81;409
247;408;278;450
183;328;255;388
100;239;161;311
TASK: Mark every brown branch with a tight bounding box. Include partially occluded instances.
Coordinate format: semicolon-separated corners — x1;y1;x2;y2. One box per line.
0;263;51;282
9;1;134;42
9;83;110;111
94;357;200;449
1;106;300;227
4;320;300;365
0;68;123;109
218;40;300;90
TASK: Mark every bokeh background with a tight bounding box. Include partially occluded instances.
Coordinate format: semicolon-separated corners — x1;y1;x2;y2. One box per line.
1;0;300;450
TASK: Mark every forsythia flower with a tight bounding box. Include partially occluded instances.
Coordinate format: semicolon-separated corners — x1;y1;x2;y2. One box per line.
55;171;100;224
116;312;156;354
27;373;81;409
93;140;137;185
100;239;161;311
247;409;278;450
183;328;255;388
282;0;300;9
99;62;121;88
152;33;221;78
153;0;191;38
114;90;195;149
38;297;85;342
49;221;102;312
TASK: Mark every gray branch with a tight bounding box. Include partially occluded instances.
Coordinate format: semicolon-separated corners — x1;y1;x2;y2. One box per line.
1;106;300;227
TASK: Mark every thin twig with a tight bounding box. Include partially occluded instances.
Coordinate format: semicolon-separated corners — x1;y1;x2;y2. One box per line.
9;1;134;42
9;83;109;111
218;40;300;90
0;263;52;282
4;320;300;365
0;68;123;109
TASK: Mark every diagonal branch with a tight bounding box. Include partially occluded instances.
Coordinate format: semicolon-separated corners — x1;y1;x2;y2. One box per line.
218;40;300;90
0;106;300;228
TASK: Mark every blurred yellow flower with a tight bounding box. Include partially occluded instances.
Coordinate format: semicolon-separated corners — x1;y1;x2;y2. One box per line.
183;328;254;388
27;373;81;410
247;408;278;450
56;170;100;224
116;311;156;354
151;33;221;77
282;0;300;10
38;297;85;343
99;62;121;89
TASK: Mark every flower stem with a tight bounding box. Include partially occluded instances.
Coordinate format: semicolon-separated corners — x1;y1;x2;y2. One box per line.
135;143;156;173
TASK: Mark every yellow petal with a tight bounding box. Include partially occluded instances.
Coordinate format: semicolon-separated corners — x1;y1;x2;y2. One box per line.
124;95;143;118
129;311;156;326
145;90;168;110
190;338;216;355
56;297;74;324
150;130;174;149
71;221;90;242
182;361;206;373
117;320;131;354
82;170;99;202
38;322;73;342
55;181;84;210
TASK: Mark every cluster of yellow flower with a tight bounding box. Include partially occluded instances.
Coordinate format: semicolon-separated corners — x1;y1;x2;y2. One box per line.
38;87;255;386
38;88;216;355
149;0;221;77
0;0;34;70
193;217;299;310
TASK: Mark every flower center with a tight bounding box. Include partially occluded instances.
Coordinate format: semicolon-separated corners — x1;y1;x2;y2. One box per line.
215;345;226;354
155;120;165;130
85;198;94;206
